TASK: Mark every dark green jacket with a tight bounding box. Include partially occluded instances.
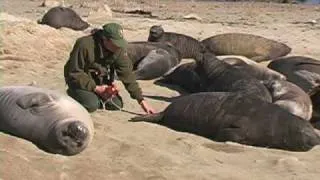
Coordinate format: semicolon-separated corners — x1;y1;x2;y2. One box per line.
64;33;144;102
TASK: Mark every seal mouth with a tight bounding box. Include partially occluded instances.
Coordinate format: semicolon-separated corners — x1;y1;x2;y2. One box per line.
56;120;90;155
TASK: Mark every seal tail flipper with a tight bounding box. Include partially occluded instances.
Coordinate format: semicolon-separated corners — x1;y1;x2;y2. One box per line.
130;112;164;123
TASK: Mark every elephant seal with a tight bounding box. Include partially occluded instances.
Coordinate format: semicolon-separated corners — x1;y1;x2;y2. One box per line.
157;55;285;93
38;7;90;31
147;25;203;59
131;92;320;152
195;52;272;102
126;41;181;80
267;56;320;94
262;80;313;121
0;86;94;156
134;48;181;80
156;62;205;93
217;56;286;81
201;33;292;62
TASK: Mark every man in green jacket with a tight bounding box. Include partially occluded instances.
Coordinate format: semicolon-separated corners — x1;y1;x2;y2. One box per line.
64;23;155;114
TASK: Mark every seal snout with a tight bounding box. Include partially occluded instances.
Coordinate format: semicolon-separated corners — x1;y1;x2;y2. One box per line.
64;121;89;146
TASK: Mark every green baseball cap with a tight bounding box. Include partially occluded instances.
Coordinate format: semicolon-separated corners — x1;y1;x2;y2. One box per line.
102;23;127;49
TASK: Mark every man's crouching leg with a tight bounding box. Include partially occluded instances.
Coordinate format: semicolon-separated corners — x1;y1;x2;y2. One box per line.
66;88;100;113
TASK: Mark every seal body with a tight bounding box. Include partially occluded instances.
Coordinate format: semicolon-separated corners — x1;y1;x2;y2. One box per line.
263;80;313;121
218;56;286;81
268;56;320;94
127;41;181;80
195;52;272;102
201;33;291;62
147;25;203;59
39;7;89;31
132;92;320;152
0;86;94;156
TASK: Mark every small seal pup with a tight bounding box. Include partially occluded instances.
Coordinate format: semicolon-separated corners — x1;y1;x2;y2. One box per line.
147;25;203;59
201;33;292;62
131;92;320;152
0;86;94;156
38;6;90;31
262;80;313;121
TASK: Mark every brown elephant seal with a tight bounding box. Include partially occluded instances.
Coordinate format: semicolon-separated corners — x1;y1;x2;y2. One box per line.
147;25;203;59
131;92;320;152
38;6;90;31
0;86;94;156
262;80;313;121
201;33;291;62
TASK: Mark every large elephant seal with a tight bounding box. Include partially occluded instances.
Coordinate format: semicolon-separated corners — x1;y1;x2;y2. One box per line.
156;62;205;93
262;80;313;121
157;55;285;93
201;33;292;62
147;25;203;59
218;55;286;80
195;52;272;102
267;56;320;94
0;86;94;156
126;41;181;80
131;92;320;152
38;7;90;31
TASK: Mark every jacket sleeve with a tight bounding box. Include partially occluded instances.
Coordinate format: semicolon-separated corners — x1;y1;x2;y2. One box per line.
114;49;144;102
64;39;96;91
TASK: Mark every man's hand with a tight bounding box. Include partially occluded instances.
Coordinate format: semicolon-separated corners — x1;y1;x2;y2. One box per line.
94;85;107;96
139;100;155;114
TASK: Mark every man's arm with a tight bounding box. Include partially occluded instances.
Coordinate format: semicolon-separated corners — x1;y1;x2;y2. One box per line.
113;49;144;102
64;39;96;91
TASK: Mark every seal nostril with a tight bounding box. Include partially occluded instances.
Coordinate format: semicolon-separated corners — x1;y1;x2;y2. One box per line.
66;121;88;142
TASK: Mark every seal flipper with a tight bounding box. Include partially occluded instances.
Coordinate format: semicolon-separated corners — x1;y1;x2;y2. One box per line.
130;112;164;123
16;92;53;109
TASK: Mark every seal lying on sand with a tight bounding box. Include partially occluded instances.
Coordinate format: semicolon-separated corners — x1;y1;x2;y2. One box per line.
0;86;94;156
38;7;89;31
218;56;286;80
131;92;320;152
268;56;320;94
262;80;313;121
127;41;181;80
147;25;203;59
157;56;284;93
201;33;291;62
195;52;272;102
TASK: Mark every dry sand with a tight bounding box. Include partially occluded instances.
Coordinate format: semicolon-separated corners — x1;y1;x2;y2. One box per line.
1;0;320;179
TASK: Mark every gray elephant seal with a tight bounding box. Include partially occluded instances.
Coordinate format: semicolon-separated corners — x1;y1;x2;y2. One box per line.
38;7;89;31
262;80;313;121
268;56;320;94
147;25;203;59
126;41;181;80
131;92;320;152
134;48;181;80
217;55;286;81
201;33;291;62
157;55;285;93
0;86;94;156
195;52;272;102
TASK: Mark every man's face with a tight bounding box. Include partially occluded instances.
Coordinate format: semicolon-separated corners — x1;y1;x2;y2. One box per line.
102;37;120;53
